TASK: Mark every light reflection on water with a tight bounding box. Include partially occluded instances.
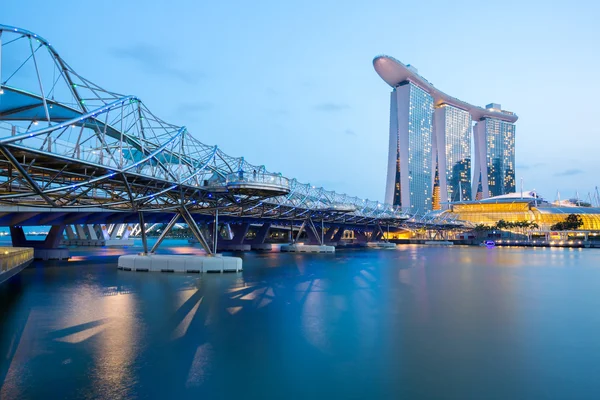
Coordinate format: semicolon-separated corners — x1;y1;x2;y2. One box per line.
2;243;600;398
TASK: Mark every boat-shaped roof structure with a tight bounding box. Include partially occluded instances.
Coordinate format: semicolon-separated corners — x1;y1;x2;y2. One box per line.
373;55;518;123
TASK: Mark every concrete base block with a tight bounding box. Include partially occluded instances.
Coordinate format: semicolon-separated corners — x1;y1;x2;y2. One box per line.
336;242;367;248
217;244;251;252
117;254;242;273
62;239;105;247
34;248;70;260
366;242;397;249
105;239;135;247
280;244;335;253
251;243;273;251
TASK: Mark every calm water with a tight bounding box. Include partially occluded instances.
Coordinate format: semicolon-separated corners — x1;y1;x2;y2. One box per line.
2;242;600;399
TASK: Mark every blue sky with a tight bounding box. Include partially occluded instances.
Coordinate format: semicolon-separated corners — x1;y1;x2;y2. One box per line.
3;0;599;202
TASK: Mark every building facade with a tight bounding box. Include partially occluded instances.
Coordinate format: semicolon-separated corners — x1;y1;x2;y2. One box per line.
434;104;472;203
385;82;434;212
374;56;518;212
472;107;516;198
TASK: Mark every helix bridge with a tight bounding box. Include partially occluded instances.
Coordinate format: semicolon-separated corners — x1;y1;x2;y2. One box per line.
0;25;464;254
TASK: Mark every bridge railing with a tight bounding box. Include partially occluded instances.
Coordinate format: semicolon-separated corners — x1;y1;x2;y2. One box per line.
0;247;34;273
225;172;291;189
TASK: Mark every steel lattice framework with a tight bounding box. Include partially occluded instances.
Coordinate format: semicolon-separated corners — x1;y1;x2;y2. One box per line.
0;25;461;230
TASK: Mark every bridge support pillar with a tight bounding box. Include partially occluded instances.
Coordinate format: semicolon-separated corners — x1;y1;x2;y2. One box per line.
223;224;234;240
122;225;132;240
65;225;76;240
9;225;69;260
305;223;322;245
138;212;148;254
150;213;181;253
371;228;383;242
332;226;346;243
355;230;368;243
230;223;250;245
180;207;213;255
323;226;336;243
217;223;252;251
251;223;271;244
85;225;98;241
110;224;122;240
75;225;87;241
96;224;110;240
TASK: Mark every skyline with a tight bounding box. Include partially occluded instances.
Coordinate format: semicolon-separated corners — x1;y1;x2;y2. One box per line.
2;0;599;203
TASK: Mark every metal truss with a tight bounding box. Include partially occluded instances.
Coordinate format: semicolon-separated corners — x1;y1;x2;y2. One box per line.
0;25;460;229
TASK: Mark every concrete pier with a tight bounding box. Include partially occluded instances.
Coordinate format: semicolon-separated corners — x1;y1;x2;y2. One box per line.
366;242;397;249
280;244;335;253
117;254;242;273
217;244;251;252
10;225;69;260
251;243;273;251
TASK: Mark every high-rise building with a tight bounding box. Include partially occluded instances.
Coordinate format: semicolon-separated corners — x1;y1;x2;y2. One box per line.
434;104;472;203
373;56;518;211
386;81;434;212
472;105;517;198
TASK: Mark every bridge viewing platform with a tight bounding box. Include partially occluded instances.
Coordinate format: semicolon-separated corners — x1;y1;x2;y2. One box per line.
0;24;468;269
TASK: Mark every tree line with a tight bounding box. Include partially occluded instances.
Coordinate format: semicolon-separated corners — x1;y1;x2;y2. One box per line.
472;214;584;232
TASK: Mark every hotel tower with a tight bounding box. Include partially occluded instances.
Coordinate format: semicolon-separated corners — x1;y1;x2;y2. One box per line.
373;56;518;212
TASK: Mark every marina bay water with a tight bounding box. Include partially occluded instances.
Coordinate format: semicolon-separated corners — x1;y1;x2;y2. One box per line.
2;242;600;399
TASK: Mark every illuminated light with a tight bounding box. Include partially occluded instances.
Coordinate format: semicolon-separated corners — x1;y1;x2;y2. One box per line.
172;295;203;340
0;89;4;95
226;307;242;315
54;321;107;343
33;121;39;125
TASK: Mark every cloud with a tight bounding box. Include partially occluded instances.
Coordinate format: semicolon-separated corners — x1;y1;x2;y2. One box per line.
343;129;356;136
517;162;545;171
109;44;199;83
554;169;584;176
173;102;214;120
313;102;350;112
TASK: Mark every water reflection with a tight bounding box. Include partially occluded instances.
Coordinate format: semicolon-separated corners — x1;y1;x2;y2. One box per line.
2;244;600;398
